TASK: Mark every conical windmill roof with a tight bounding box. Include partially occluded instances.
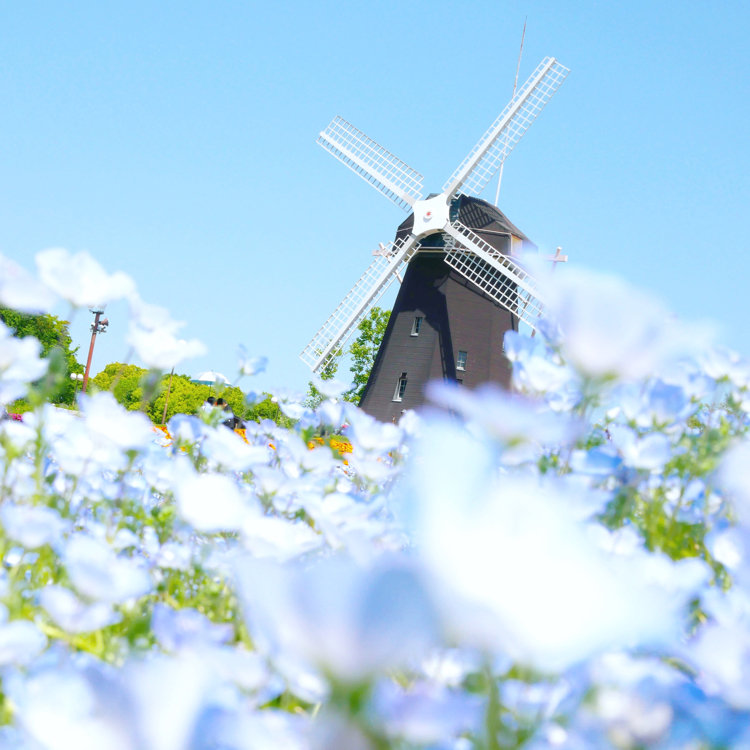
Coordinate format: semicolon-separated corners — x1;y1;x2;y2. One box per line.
396;195;536;249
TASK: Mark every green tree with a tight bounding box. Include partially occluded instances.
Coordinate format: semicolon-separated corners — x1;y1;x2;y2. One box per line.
245;394;293;426
0;307;83;406
303;351;342;409
147;374;209;423
303;307;391;409
344;306;390;403
91;363;274;427
91;363;150;411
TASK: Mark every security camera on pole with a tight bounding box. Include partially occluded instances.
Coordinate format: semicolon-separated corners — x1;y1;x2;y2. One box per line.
82;308;109;393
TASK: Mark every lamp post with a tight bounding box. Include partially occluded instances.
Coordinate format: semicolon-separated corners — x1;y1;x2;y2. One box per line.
82;308;109;393
70;372;84;394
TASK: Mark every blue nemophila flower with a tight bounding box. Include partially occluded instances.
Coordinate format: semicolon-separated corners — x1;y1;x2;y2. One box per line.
0;410;36;448
79;391;156;451
239;508;322;562
152;541;193;572
608;426;674;472
6;245;750;747
341;403;402;454
10;664;134;750
0;503;68;549
234;556;440;684
151;604;233;652
315;398;346;432
705;526;745;571
407;419;706;671
11;652;250;750
0;330;47;404
701;345;750;388
426;380;580;450
0;253;57;312
36;247;136;309
420;649;481;689
43;404;130;477
719;440;750;526
39;585;121;634
63;534;152;604
542;267;709;382
0;620;47;666
569;446;623;478
237;348;268;377
127;293;207;371
372;679;483;745
504;329;579;406
614;378;693;428
278;400;310;421
311;375;352;400
175;472;249;533
300;490;400;559
200;424;272;473
681;586;750;710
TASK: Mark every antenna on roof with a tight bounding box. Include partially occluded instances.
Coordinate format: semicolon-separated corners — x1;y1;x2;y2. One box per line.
494;17;527;207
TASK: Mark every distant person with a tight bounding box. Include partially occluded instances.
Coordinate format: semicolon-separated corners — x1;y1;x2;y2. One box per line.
216;398;241;430
200;396;216;415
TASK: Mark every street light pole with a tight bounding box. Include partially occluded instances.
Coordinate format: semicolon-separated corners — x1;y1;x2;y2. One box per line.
82;309;109;393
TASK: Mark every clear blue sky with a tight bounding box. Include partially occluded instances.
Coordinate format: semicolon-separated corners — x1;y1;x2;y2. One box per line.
1;1;748;395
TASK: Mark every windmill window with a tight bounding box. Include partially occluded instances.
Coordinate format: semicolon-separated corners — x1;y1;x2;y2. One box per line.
457;350;468;371
393;372;408;402
411;316;423;336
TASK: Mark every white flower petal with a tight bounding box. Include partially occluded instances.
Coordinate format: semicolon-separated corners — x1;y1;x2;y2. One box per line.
36;248;135;308
65;535;152;604
40;585;120;633
0;621;46;666
0;504;67;549
176;473;248;532
0;254;57;312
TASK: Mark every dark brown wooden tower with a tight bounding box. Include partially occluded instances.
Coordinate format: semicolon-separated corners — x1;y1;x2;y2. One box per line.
358;196;534;423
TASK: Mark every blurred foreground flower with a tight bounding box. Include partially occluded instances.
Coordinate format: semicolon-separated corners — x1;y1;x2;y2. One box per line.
541;266;713;382
127;294;206;369
0;250;749;748
405;418;707;671
235;556;440;684
0;253;56;312
36;248;136;308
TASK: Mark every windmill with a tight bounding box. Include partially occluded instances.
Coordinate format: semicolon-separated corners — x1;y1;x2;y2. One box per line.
301;56;569;422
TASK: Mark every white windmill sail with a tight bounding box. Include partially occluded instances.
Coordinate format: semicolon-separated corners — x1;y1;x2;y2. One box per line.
442;57;569;199
318;117;424;212
303;55;568;375
300;235;420;373
443;221;544;330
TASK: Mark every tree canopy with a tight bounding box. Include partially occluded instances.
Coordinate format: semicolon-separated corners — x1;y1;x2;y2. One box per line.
0;307;82;406
90;363;290;426
304;306;391;408
346;307;390;403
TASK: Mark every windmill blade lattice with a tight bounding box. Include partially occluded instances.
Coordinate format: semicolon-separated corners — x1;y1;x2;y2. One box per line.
318;117;424;212
300;235;420;373
443;221;544;330
442;57;569;199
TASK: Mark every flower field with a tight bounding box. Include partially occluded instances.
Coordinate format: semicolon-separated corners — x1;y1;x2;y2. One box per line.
2;250;750;748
